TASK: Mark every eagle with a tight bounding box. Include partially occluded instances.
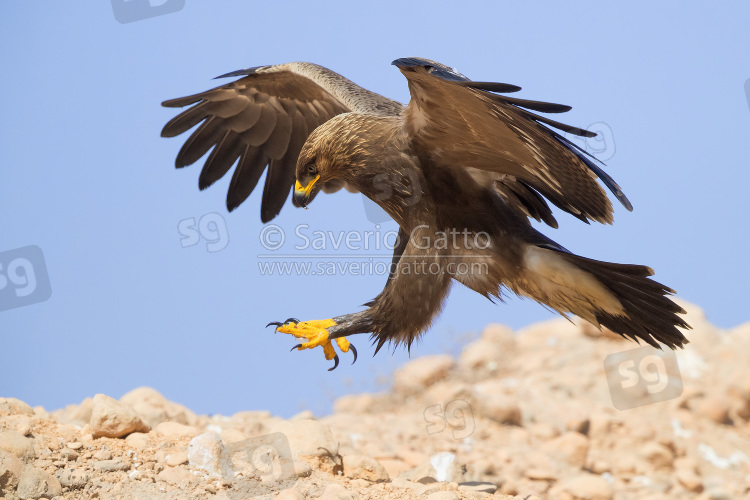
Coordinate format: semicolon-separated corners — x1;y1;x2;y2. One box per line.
162;57;690;370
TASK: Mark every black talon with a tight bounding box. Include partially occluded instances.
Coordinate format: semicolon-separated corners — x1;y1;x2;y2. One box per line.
328;354;340;372
266;321;283;328
349;344;358;365
284;317;300;325
290;344;302;352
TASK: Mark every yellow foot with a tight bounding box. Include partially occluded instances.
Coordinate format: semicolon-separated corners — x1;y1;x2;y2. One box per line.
266;318;357;371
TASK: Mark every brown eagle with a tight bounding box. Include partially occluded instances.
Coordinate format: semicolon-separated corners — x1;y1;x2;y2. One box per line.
162;57;689;370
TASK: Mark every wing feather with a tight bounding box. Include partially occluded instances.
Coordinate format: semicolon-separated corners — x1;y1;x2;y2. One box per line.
397;63;629;224
162;62;399;221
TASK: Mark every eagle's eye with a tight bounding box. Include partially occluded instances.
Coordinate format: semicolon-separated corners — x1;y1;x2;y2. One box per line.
306;164;317;176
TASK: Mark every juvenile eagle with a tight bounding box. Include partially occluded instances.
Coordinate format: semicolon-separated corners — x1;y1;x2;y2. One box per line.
162;58;689;370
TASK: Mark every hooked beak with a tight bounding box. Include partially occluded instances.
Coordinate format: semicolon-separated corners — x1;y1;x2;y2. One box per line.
293;175;320;208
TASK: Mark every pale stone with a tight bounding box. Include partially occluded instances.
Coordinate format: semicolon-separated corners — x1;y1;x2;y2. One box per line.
120;387;198;428
343;454;389;481
0;449;23;494
154;422;200;440
271;419;338;459
542;432;589;468
276;489;305;500
549;474;614;500
166;451;188;466
639;442;674;469
89;394;150;438
16;466;62;499
187;432;231;477
93;459;130;472
0;431;34;459
0;398;34;417
157;465;196;486
472;381;522;425
393;355;455;394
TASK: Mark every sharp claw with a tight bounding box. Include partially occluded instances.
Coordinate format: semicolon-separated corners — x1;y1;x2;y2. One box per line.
350;344;358;365
284;317;300;325
266;321;283;328
328;354;340;372
290;344;302;352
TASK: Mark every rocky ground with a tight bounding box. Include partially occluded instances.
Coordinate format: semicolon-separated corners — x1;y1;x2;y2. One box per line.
2;300;749;500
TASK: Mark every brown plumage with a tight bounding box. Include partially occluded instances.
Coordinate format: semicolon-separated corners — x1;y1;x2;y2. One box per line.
162;58;689;369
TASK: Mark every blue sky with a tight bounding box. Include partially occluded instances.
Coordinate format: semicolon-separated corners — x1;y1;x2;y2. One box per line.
2;1;749;418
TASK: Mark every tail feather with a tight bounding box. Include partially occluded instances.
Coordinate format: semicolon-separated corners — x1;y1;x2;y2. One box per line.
560;252;690;349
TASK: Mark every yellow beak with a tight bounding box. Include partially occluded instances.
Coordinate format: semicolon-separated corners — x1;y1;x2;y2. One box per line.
294;175;320;199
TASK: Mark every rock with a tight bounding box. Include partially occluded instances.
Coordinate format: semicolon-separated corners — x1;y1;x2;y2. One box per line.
696;396;732;425
50;398;93;427
154;422;200;440
472;381;522;425
0;449;23;494
93;459;130;472
318;484;355;500
120;387;198;428
401;452;464;483
458;481;498;493
16;466;62;499
0;431;34;460
549;473;613;500
65;442;82;450
393;355;455;394
89;394;151;438
0;398;34;417
166;451;188;466
458;324;515;374
271;419;338;459
124;432;150;450
676;467;703;493
55;468;89;489
542;432;589;468
2;415;33;437
638;443;674;469
157;466;196;486
276;489;305;500
187;432;231;477
378;458;411;478
343;454;389;482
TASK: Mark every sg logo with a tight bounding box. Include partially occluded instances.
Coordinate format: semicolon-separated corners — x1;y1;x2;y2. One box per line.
178;213;229;253
0;246;52;313
110;0;185;24
604;346;683;410
424;400;475;440
224;433;296;485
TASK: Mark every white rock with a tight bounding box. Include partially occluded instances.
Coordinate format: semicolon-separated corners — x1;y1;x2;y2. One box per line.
188;432;231;477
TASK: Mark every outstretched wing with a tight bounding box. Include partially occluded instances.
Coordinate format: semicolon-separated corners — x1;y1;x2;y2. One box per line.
162;62;402;222
393;57;631;225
